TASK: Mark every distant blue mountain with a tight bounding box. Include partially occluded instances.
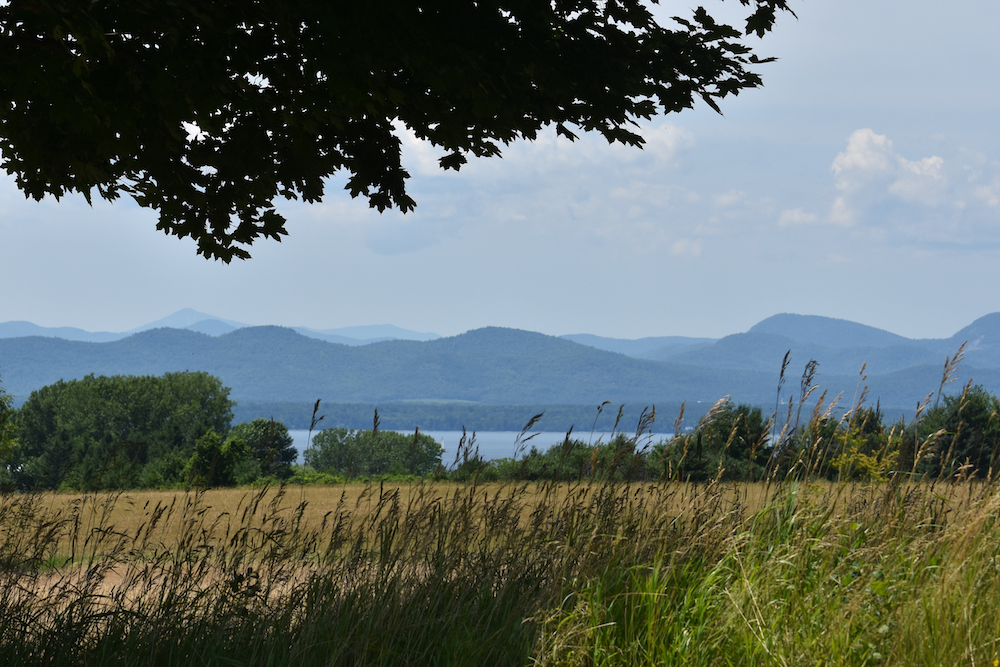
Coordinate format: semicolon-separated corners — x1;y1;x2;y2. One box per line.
0;321;122;343
560;333;714;358
309;324;440;342
747;313;911;349
127;308;247;333
187;319;240;336
0;325;770;406
0;309;441;346
945;313;1000;362
4;311;1000;417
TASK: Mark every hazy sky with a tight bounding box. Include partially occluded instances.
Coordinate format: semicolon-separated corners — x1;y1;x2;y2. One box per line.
3;0;999;340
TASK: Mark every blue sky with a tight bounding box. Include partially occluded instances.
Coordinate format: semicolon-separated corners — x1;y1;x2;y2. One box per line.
2;0;999;340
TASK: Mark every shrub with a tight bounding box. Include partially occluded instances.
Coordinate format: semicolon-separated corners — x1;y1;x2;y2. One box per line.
184;430;249;487
918;384;1000;477
304;428;443;477
660;401;772;481
229;418;297;480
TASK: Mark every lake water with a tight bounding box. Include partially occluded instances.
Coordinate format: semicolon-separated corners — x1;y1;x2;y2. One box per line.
289;429;672;465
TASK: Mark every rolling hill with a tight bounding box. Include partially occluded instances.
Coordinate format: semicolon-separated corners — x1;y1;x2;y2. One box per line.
2;313;999;424
0;326;775;406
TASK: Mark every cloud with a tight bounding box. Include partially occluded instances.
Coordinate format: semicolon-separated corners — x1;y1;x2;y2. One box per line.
714;190;746;207
638;124;696;161
832;129;894;181
669;239;702;257
382;123;707;257
974;178;1000;207
778;208;819;226
831;128;946;204
889;155;945;205
828;128;948;224
828;197;855;226
396;122;452;178
820;129;1000;247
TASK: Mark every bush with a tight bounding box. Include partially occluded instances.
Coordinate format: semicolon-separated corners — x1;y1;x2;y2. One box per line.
184;430;249;487
918;384;1000;477
304;428;444;477
660;402;772;481
0;368;17;491
229;418;297;480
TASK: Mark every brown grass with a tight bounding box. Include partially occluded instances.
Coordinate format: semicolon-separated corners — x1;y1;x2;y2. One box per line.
30;478;981;561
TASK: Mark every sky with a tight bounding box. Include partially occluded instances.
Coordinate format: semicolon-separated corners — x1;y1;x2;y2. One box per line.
3;0;1000;341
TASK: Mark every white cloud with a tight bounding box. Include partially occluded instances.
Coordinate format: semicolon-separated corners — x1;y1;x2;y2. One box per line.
974;179;1000;207
816;129;1000;248
889;155;945;205
828;128;949;226
778;208;819;226
831;129;894;185
669;238;702;257
638;124;696;161
396;122;450;177
828;197;855;226
714;190;746;207
831;129;946;203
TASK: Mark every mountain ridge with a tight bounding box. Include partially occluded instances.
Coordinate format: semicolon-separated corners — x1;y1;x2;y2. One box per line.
0;310;442;346
2;312;999;418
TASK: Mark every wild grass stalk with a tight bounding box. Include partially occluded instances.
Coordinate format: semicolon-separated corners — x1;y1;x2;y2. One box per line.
6;354;1000;666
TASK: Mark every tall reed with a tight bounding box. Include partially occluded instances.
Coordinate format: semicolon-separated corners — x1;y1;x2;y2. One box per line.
5;349;1000;665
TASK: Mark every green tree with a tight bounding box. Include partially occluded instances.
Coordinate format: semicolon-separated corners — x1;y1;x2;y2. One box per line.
184;430;249;487
829;405;892;481
229;418;297;480
494;434;656;483
305;428;443;477
15;372;234;489
0;0;794;261
662;402;772;481
0;368;18;489
919;385;1000;478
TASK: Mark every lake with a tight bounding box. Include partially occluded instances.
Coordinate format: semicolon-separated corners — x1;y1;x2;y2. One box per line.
288;429;672;465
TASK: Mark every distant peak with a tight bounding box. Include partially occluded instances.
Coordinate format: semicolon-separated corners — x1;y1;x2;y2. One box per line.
748;313;908;349
129;309;247;333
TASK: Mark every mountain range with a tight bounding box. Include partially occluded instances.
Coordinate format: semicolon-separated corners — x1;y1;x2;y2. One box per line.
0;308;442;346
1;311;998;424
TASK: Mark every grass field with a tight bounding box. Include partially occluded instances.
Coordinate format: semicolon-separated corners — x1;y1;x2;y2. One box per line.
4;475;1000;666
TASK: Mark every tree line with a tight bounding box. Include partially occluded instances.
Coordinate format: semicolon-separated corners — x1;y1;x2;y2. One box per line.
0;371;297;490
2;368;999;489
0;370;447;490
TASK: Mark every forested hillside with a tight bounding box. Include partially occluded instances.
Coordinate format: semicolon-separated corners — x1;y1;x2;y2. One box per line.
3;314;999;420
0;326;777;406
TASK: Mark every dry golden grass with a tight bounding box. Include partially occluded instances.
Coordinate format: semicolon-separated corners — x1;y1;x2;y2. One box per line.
30;477;984;561
31;481;758;549
6;474;1000;665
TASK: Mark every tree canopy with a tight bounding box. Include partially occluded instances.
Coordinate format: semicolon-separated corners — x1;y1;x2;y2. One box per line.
0;368;16;462
918;385;1000;478
14;371;233;489
305;428;444;477
1;0;793;261
229;418;297;479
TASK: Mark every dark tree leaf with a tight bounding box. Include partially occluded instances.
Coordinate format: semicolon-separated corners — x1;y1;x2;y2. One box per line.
0;0;794;261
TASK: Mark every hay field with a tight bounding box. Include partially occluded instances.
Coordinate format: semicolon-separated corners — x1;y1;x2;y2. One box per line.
29;479;838;559
3;478;1000;666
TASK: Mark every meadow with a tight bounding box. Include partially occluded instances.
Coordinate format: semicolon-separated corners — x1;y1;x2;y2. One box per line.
3;473;1000;666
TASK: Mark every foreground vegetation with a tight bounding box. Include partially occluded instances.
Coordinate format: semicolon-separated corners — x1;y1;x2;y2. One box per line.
6;341;1000;491
4;476;1000;666
4;347;1000;664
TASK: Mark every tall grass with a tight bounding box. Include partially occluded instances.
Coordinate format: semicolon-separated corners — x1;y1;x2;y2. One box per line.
3;475;1000;665
6;356;1000;665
